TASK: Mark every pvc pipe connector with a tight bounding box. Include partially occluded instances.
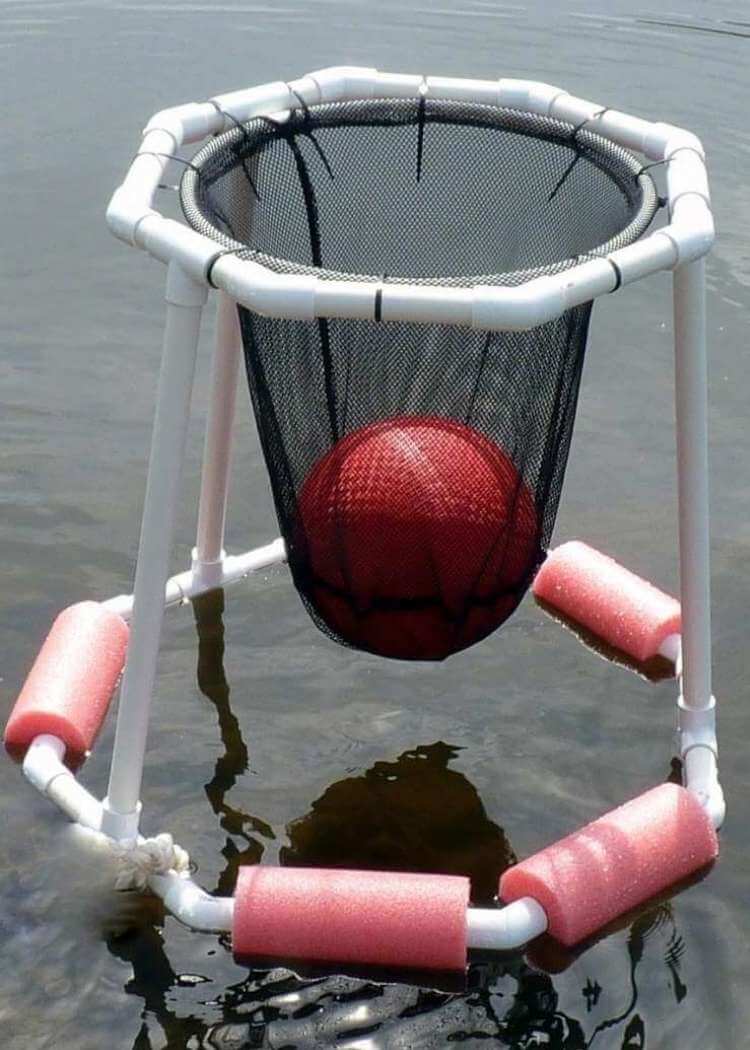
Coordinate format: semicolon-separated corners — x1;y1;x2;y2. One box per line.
665;196;715;264
659;632;681;665
684;747;725;830
559;257;618;308
149;871;234;932
22;733;66;792
591;110;654;155
106;187;159;247
547;92;605;127
498;79;566;116
467;898;548;950
102;539;287;621
211;254;316;319
644;123;705;162
677;698;723;826
22;735;104;830
143;102;223;145
210;81;293;127
101;797;142;842
472;278;566;331
306;66;379;103
190;547;226;591
136;216;218;282
668;149;710;209
608;232;678;287
314;280;379;321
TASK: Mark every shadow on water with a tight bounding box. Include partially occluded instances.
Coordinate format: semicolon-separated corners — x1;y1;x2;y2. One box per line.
105;590;695;1049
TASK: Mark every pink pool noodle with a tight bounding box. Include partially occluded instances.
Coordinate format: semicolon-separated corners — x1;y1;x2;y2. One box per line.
500;783;718;947
533;541;681;662
233;866;470;971
4;602;129;766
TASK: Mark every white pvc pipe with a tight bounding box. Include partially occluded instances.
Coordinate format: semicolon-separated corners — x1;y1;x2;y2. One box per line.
102;538;287;621
23;735;104;831
23;735;236;926
102;263;207;837
684;746;725;830
673;258;712;712
105;72;717;331
658;632;681;667
148;871;234;932
22;737;553;944
467;898;548;950
193;292;243;589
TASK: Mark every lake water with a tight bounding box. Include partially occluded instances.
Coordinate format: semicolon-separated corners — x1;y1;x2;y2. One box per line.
1;1;749;1047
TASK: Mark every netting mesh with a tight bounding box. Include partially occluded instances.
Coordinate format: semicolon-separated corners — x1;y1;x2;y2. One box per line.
182;96;658;660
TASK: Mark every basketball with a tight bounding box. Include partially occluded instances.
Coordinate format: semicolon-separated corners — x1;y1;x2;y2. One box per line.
296;415;540;659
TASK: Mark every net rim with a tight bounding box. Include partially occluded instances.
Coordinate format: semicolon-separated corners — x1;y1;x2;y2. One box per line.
180;97;660;289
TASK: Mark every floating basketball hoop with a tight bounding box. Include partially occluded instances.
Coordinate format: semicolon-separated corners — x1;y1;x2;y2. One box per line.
5;68;723;973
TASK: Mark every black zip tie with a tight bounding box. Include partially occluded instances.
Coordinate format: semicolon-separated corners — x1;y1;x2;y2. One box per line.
608;257;623;292
416;88;427;182
254;96;333;179
635;145;705;184
209;105;262;202
287;85;335;181
135;150;200;190
373;274;389;322
205;245;261;288
288;85;312;116
636;157;668;179
135;151;200;172
548;107;610;202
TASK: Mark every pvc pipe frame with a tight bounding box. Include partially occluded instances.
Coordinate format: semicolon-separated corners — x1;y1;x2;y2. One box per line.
102;261;208;839
38;67;715;934
104;66;720;815
192;291;243;590
106;66;714;332
22;733;548;948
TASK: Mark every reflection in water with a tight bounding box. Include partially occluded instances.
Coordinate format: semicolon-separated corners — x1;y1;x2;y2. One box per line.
533;595;675;683
282;740;515;905
193;590;273;897
104;590;693;1048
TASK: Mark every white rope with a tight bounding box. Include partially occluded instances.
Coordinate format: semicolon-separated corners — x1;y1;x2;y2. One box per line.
113;832;191;891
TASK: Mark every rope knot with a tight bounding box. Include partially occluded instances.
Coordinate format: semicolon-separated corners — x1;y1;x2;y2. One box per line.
114;833;191;891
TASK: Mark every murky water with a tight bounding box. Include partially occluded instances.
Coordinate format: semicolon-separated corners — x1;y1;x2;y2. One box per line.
1;1;749;1047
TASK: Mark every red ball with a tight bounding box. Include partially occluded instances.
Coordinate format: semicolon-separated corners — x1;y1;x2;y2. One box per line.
297;416;539;659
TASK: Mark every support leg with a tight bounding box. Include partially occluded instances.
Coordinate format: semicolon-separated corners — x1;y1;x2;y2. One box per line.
102;263;207;839
192;292;242;590
673;256;724;826
674;257;712;709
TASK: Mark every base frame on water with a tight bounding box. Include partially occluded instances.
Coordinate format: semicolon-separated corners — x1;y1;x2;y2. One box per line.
6;68;723;968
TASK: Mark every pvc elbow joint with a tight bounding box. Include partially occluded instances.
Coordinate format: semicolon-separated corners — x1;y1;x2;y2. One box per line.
643;123;705;162
211;254;315;320
667;197;715;264
307;66;379;103
143;103;222;146
106;187;159;247
472;279;566;331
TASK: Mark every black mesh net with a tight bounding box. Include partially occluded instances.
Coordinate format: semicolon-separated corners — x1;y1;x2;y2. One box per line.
181;97;658;661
